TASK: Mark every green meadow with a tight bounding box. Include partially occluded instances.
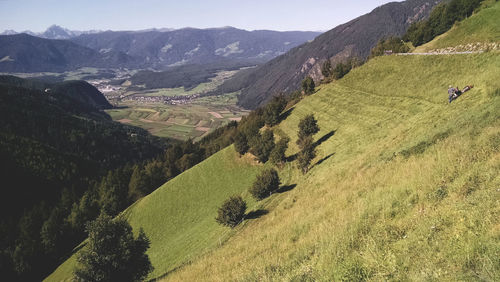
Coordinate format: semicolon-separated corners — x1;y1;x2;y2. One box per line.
47;3;500;281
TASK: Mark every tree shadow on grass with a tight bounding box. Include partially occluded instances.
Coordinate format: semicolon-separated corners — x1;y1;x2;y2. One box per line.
246;209;269;220
313;130;336;148
276;184;297;193
278;107;295;123
312;153;335;169
286;130;336;162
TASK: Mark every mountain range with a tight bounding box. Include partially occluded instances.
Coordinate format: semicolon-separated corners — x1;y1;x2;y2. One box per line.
1;25;103;40
0;27;320;72
216;0;443;109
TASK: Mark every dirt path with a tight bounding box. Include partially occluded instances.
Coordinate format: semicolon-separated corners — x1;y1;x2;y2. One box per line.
396;51;484;56
208;111;223;118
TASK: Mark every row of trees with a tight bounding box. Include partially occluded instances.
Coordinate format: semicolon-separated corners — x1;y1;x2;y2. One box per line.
218;107;321;227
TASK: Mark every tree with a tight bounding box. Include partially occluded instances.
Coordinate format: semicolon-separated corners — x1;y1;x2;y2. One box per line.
215;196;247;227
332;62;352;80
297;114;319;146
67;190;99;236
249;129;275;163
321;60;333;78
127;165;150;203
297;136;317;174
74;212;153;282
296;115;320;174
249;168;281;200
263;96;287;126
233;131;249;156
369;37;409;58
269;136;290;167
301;76;315;95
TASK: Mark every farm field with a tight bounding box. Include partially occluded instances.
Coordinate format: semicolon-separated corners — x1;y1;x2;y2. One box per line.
106;92;249;141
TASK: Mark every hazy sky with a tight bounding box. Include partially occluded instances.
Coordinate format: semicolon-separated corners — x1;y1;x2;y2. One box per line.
0;0;398;32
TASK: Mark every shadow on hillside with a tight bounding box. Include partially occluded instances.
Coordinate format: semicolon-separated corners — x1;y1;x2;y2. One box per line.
312;153;335;169
286;130;336;162
276;184;297;194
113;105;129;109
278;107;295;123
246;209;269;220
313;130;336;148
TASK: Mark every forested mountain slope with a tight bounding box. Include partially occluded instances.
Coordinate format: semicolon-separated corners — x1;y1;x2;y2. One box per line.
0;76;167;280
0;34;135;72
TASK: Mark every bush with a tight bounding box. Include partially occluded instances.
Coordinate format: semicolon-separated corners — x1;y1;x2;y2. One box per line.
215;196;247;227
249;168;281;200
263;96;287;126
297;114;319;146
249;129;275;163
301;76;315;95
233;132;249;155
369;37;409;58
332;62;352;80
74;212;153;282
269;136;290;167
297;136;316;174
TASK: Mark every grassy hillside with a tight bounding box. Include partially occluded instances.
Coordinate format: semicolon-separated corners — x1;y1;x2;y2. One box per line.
414;0;500;52
162;52;499;281
46;147;267;281
47;4;499;279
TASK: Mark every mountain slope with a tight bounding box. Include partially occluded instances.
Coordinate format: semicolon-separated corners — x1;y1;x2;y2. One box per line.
216;0;442;109
163;54;499;281
47;3;499;281
71;27;320;68
0;34;136;72
0;75;165;218
45;147;265;281
48;29;499;282
414;0;500;52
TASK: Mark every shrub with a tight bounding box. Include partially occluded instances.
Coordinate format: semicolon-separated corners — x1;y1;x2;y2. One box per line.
321;60;333;78
249;129;275;163
269;136;290;167
263;96;287;126
297;136;316;174
249;168;281;200
233;132;249;155
301;76;315;95
216;196;247;227
297;114;319;146
369;36;409;58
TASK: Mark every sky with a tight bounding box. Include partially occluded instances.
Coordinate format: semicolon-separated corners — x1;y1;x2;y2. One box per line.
0;0;398;33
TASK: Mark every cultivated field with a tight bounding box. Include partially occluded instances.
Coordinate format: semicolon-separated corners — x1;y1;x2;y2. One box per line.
106;92;249;141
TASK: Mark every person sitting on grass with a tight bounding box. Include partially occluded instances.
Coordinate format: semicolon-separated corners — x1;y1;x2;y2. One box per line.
448;85;474;103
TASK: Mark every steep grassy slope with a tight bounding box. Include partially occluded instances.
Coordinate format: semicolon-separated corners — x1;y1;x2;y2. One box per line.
163;52;499;281
414;0;500;52
45;148;266;281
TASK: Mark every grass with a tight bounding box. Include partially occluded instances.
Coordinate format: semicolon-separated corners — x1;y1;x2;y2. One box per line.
45;148;267;281
160;52;500;281
415;0;500;52
47;5;500;280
